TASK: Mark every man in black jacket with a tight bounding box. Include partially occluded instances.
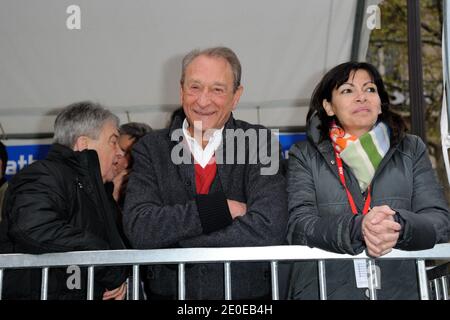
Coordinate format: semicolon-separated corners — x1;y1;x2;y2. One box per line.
123;47;288;299
0;101;129;300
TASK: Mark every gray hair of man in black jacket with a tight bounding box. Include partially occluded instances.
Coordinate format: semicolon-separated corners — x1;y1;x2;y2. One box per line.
53;101;119;149
53;101;122;183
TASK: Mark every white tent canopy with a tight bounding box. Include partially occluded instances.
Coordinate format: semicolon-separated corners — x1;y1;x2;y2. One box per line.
0;0;376;136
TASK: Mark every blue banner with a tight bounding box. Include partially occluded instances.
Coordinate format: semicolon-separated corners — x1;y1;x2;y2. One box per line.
5;144;51;180
277;132;306;159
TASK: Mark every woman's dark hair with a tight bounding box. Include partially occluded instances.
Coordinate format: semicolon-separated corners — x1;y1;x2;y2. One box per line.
119;122;152;140
307;61;406;143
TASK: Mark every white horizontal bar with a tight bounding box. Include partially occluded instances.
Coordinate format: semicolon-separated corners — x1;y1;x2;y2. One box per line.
0;244;449;269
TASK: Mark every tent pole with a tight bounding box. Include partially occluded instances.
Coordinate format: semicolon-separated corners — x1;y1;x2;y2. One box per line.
351;0;367;61
407;0;427;142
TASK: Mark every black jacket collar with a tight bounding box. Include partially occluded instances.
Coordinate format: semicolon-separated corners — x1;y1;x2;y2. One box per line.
46;143;102;178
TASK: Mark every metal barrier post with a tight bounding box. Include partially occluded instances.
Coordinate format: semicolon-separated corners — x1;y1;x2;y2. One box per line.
41;267;49;300
224;262;232;300
367;259;377;300
271;261;279;300
441;276;449;300
433;278;441;300
0;268;3;300
132;265;140;300
87;266;94;300
318;260;327;300
417;259;430;300
178;263;185;300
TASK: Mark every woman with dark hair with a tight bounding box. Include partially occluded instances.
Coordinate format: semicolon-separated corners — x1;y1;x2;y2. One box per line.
287;62;449;299
111;122;152;205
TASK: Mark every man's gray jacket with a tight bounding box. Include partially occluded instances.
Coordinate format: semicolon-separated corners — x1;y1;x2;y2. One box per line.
123;114;288;299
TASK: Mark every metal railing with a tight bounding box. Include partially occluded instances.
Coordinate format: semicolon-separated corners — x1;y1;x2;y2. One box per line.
0;243;449;300
427;261;450;300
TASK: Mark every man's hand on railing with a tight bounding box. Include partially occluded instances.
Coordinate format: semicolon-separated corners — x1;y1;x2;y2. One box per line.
227;199;247;219
362;205;401;257
102;282;127;300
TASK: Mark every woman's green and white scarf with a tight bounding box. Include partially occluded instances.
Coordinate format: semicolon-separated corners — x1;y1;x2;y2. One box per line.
329;121;390;191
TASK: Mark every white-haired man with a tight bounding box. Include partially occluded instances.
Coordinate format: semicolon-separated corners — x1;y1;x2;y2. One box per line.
0;101;129;300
